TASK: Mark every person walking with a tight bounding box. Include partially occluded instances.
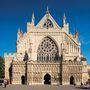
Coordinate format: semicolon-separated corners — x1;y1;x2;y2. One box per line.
4;80;7;88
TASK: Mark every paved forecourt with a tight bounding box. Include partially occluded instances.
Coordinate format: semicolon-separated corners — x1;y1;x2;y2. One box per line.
0;85;84;90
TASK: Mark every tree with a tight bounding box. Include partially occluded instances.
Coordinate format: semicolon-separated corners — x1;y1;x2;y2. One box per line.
0;56;4;78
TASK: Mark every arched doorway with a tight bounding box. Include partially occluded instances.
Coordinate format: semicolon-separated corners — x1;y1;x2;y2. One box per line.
44;73;51;85
21;75;25;84
70;76;74;85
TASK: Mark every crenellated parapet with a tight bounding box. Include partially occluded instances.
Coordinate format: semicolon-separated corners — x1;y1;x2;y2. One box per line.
4;53;15;58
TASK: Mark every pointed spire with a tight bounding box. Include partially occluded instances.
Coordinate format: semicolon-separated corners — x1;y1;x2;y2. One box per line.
75;29;78;35
47;6;49;12
74;29;78;39
18;28;23;35
17;27;23;40
32;12;35;24
18;27;21;33
46;6;49;13
63;13;66;25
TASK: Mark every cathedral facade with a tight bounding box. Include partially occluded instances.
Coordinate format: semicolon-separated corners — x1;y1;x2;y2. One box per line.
4;8;90;85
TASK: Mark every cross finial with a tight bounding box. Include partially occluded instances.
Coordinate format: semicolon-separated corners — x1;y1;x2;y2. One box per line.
46;6;50;18
46;6;49;14
47;6;49;11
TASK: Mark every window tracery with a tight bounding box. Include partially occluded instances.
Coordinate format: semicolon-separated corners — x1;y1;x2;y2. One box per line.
37;37;59;62
43;19;54;29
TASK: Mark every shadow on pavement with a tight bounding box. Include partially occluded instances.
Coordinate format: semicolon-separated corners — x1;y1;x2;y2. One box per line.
76;86;90;89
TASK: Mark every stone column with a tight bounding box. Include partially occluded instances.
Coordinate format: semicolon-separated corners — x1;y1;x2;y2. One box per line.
73;45;74;53
70;43;71;53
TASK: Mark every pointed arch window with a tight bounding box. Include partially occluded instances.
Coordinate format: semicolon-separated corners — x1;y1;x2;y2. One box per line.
37;37;59;62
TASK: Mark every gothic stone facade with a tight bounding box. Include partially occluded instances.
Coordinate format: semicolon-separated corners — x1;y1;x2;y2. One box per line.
4;9;90;85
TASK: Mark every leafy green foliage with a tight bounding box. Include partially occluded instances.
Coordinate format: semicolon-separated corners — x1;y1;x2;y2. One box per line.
0;56;4;78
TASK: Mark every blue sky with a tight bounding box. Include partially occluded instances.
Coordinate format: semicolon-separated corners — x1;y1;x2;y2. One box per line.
0;0;90;63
